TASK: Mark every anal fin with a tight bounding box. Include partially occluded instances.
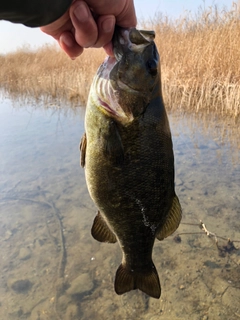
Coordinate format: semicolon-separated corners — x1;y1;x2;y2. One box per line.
156;195;182;241
91;211;117;243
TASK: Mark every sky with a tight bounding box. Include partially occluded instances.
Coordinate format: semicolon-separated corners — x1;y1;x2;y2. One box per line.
0;0;232;54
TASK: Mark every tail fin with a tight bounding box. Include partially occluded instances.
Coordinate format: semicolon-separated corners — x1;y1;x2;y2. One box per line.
114;263;161;299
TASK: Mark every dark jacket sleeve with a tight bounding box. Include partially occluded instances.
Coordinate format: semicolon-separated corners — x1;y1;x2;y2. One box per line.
0;0;72;27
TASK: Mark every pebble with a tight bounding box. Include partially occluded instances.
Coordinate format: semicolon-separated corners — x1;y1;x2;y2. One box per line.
175;178;184;186
66;273;93;296
4;230;12;240
57;295;72;312
65;304;79;319
18;247;31;260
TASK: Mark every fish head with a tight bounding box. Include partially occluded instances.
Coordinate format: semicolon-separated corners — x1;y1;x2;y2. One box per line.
91;27;160;124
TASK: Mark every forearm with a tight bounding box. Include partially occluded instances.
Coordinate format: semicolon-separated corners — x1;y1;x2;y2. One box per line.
0;0;72;27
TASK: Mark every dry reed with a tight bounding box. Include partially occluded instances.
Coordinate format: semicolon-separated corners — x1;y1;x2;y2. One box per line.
0;45;105;106
0;3;240;118
152;2;240;118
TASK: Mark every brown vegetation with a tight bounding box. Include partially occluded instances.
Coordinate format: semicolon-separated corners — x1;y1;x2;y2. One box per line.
153;2;240;118
0;45;105;105
0;3;240;118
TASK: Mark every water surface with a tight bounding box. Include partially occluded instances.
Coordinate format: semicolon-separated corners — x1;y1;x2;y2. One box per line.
0;99;239;320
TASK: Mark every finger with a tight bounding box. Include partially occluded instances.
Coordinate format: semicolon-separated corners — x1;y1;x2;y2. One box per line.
92;15;115;48
82;0;137;28
70;1;98;48
116;0;137;28
59;31;84;59
103;41;114;57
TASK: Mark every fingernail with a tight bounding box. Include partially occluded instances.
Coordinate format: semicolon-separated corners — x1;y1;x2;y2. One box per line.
74;2;89;23
102;17;115;33
60;34;74;48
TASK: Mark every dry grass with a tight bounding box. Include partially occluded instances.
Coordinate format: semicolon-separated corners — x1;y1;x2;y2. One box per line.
152;2;240;118
0;45;105;105
1;3;240;118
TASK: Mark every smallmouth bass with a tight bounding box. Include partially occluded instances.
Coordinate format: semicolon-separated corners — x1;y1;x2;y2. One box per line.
80;27;182;299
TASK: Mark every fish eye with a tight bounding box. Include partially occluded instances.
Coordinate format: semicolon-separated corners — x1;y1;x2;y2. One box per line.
147;59;158;76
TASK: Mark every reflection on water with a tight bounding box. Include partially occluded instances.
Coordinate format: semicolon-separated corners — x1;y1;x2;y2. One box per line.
0;99;239;320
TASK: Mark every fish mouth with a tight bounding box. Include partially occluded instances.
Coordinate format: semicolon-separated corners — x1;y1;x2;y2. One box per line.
112;27;157;94
117;79;140;94
113;27;155;61
94;27;156;122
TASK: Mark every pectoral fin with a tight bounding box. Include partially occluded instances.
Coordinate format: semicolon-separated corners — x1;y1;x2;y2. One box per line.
156;195;182;241
80;132;87;168
91;211;117;243
102;120;124;166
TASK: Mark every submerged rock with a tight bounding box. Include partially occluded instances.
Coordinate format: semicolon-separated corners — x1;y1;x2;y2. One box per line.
4;230;12;240
65;304;79;319
18;247;31;260
10;279;33;294
66;273;93;296
222;286;240;308
57;294;72;312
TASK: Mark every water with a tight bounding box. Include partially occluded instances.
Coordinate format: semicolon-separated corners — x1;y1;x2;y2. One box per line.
0;99;239;320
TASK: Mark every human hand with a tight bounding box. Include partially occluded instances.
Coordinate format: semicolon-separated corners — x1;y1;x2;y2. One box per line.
40;0;137;59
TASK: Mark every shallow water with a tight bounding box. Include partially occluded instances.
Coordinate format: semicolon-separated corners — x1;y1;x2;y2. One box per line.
0;99;239;320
